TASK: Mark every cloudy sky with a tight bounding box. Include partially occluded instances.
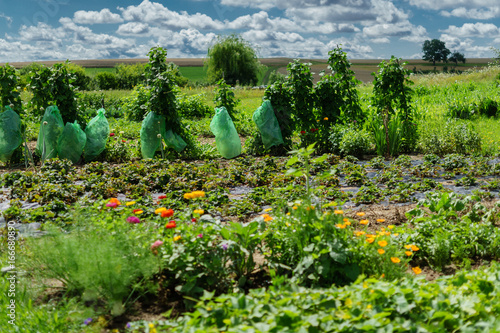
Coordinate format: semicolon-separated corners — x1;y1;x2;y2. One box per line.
0;0;499;62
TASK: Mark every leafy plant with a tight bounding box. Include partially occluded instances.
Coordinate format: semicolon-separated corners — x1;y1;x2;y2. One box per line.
0;64;23;114
213;79;239;119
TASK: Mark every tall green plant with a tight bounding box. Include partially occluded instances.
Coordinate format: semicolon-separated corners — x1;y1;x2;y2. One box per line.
0;64;23;114
213;79;239;119
28;62;79;123
264;77;293;149
372;56;416;154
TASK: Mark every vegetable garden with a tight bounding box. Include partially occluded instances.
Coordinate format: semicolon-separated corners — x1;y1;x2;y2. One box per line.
1;46;500;332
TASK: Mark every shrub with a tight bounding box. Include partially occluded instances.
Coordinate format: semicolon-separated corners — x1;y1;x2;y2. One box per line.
213;79;239;119
446;101;475;119
115;63;146;89
65;62;91;91
418;120;481;155
122;84;151;121
476;98;498;118
338;127;372;157
94;72;119;90
0;64;23;114
177;94;212;118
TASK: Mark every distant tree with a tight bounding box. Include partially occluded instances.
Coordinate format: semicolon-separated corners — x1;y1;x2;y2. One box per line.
448;51;466;65
422;39;451;66
206;34;261;86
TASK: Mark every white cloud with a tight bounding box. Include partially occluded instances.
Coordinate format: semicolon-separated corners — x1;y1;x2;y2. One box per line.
406;0;498;9
440;8;500;20
117;22;150;36
18;22;66;44
441;23;500;38
119;0;224;30
0;13;12;27
73;8;123;24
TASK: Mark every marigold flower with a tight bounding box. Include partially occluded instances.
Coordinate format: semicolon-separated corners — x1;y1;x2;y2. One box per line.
404;245;411;250
378;249;385;254
405;251;413;256
261;214;273;222
324;117;328;121
411;245;420;252
155;207;167;214
184;192;194;199
344;221;351;226
292;206;298;210
412;266;422;275
192;191;205;198
388;225;394;229
125;201;136;206
366;237;375;244
378;240;388;247
165;220;176;229
360;219;369;225
356;212;366;217
334;210;344;215
173;235;181;242
126;216;141;224
151;240;163;249
335;223;346;229
376;219;385;223
161;209;174;218
391;257;401;263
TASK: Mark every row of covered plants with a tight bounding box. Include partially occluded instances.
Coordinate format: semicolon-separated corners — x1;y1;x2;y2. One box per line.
2;145;500;331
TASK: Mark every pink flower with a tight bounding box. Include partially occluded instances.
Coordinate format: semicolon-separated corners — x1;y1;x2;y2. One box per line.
106;202;118;208
151;240;163;250
197;234;203;238
126;216;141;224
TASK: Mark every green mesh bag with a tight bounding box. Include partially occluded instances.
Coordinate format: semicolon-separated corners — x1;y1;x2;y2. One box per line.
210;107;241;159
164;129;187;153
36;106;64;160
140;111;167;159
0;106;22;163
84;108;109;161
57;121;87;164
252;100;284;149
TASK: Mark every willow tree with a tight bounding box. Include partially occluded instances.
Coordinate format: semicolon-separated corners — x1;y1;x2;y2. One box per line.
206;34;261;86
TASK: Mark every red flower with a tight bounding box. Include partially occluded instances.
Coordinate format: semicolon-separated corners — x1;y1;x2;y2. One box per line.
300;130;306;135
191;218;197;223
311;128;319;133
122;140;127;143
158;195;167;200
161;209;174;218
165;220;176;229
110;133;115;137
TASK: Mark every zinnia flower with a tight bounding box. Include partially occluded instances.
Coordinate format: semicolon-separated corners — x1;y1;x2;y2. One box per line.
126;216;141;224
158;195;167;200
151;240;163;249
155;207;167;214
165;220;176;229
161;209;174;218
110;133;115;137
193;209;204;215
412;266;422;275
106;198;121;207
300;130;306;135
125;201;136;206
173;235;181;242
133;209;143;215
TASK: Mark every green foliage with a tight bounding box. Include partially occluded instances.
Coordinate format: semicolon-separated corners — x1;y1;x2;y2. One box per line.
263;78;293;149
177;93;212;118
372;56;416;154
422;39;451;66
213;79;239;120
122;84;150;121
0;64;23;114
338;127;372;158
94;71;118;90
206;34;260;86
65;62;90;91
418;120;482;155
28;62;79;123
115;63;146;89
285;60;315;140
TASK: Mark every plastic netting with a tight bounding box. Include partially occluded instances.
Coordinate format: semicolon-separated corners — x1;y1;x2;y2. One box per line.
84;108;110;161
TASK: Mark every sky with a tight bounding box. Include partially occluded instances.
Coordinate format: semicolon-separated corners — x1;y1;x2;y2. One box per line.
0;0;499;62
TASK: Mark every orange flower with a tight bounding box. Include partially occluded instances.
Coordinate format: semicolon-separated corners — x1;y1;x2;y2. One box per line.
360;219;369;225
261;214;273;222
377;249;385;254
335;223;346;229
343;218;349;222
390;257;401;263
404;245;412;250
405;251;413;256
334;210;344;215
411;245;420;252
376;218;385;223
366;234;376;238
366;237;375;244
161;209;174;218
109;198;121;205
356;212;366;217
165;220;176;229
344;221;351;226
377;240;388;247
412;266;422;275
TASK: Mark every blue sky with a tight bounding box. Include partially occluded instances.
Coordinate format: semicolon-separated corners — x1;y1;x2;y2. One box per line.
0;0;499;62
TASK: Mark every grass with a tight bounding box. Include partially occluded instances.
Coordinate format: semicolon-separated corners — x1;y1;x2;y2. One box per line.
178;66;207;82
84;67;116;77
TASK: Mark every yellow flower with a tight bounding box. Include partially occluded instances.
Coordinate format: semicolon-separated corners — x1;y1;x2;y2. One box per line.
261;214;273;222
173;235;181;242
387;225;394;229
366;237;375;244
324;117;328;121
155;207;167;214
411;245;420;252
335;223;346;229
134;209;144;215
404;245;412;250
286;222;290;227
356;212;366;217
378;240;388;247
286;212;291;216
405;251;413;256
292;206;298;210
412;266;422;275
193;209;204;215
377;249;385;254
264;208;272;212
390;257;401;263
125;201;136;206
344;221;351;226
334;210;344;215
184;193;194;199
360;219;369;225
193;191;206;198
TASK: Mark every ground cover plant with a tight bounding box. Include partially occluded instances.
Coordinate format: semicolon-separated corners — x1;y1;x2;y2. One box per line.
1;49;500;332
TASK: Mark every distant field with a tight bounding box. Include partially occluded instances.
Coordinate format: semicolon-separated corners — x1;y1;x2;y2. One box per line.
4;57;494;84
